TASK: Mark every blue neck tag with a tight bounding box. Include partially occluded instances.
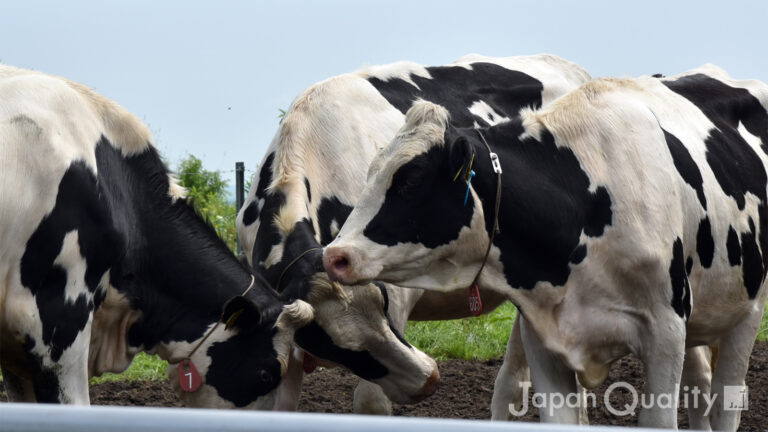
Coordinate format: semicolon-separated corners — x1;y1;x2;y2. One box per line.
464;170;476;206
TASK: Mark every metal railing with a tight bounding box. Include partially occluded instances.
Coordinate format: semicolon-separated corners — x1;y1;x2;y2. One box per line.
0;403;664;432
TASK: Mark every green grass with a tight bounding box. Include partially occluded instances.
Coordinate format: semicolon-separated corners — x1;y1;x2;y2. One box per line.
404;302;517;360
89;352;167;384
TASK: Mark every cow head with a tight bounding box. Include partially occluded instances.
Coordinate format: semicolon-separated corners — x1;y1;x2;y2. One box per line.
237;145;439;404
167;287;314;409
294;275;439;404
323;101;490;290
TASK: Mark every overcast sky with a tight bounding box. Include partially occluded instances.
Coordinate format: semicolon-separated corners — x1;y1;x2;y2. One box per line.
2;0;767;181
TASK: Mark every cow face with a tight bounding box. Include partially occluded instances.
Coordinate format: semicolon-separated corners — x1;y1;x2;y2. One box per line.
168;294;313;409
324;101;488;290
295;276;439;404
237;151;439;404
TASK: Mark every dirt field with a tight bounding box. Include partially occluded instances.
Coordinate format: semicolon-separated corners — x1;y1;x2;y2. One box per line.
2;341;766;430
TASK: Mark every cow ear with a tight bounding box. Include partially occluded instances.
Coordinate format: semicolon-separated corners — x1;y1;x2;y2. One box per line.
448;135;475;182
221;296;262;330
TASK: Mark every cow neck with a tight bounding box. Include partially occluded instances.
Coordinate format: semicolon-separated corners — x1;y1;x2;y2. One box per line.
463;129;505;251
469;130;503;287
268;219;324;301
94;140;277;352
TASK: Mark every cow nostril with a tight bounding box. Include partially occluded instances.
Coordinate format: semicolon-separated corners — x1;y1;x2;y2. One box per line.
332;256;349;273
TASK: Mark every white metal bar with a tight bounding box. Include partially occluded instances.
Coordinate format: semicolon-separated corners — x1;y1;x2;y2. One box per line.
0;403;664;432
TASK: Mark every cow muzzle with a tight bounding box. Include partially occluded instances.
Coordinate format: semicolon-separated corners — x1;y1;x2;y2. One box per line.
323;245;378;284
411;367;441;402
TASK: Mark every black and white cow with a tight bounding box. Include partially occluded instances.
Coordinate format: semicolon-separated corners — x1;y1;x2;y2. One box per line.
0;65;312;408
237;54;592;415
324;65;768;429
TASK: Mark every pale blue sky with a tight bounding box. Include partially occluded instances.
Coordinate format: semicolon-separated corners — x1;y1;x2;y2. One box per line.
2;0;767;180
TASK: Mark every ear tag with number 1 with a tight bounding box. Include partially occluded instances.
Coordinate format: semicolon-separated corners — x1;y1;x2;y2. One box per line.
178;359;202;392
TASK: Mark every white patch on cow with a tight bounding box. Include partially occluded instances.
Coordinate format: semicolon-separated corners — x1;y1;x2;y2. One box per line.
54;231;89;304
330;220;340;239
468;100;510;126
738;121;763;151
167;174;187;202
263;242;285;269
356;61;432;91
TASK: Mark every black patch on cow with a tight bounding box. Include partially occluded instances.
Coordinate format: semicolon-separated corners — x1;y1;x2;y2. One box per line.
741;220;763;299
294;321;388;380
669;238;691;319
665;74;768;296
317;197;354;246
686;256;694;275
364;146;476;249
664;73;768;155
696;217;715;268
242;153;277;227
583;187;613;237
368;63;544;128
364;120;613;290
374;282;412;349
241;201;260;227
205;326;282;407
249;154;288;273
569;244;587;264
304;177;312;203
23;336;60;403
20;160;120;362
663;129;707;209
727;225;742;266
264;219;323;299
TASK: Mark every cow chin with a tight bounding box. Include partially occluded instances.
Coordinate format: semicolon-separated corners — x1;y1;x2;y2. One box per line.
367;345;441;404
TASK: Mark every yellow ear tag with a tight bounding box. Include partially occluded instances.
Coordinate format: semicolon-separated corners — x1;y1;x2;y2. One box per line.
464;154;476;182
225;308;244;330
453;164;464;182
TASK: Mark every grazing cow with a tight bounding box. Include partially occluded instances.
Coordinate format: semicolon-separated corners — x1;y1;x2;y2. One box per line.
0;65;312;408
237;54;592;414
324;65;768;429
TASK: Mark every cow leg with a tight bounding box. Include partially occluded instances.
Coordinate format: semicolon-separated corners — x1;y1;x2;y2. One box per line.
490;314;529;420
709;301;764;432
353;380;392;414
520;317;580;424
681;345;713;430
0;366;36;402
637;316;685;428
272;347;304;411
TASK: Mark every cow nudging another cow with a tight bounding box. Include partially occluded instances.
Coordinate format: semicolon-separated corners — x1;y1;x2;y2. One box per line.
0;65;317;407
324;66;768;430
236;54;594;416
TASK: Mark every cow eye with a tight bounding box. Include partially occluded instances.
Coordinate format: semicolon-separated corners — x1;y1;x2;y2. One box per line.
398;177;421;195
259;369;274;385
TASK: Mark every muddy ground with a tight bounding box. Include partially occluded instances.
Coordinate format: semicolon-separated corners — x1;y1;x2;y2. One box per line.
2;341;766;430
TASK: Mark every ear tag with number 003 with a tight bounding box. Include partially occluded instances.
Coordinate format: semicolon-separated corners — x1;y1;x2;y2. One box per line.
468;283;483;316
178;359;202;392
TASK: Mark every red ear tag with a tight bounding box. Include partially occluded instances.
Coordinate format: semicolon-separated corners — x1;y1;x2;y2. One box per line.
178;359;202;392
468;283;483;316
302;351;318;374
